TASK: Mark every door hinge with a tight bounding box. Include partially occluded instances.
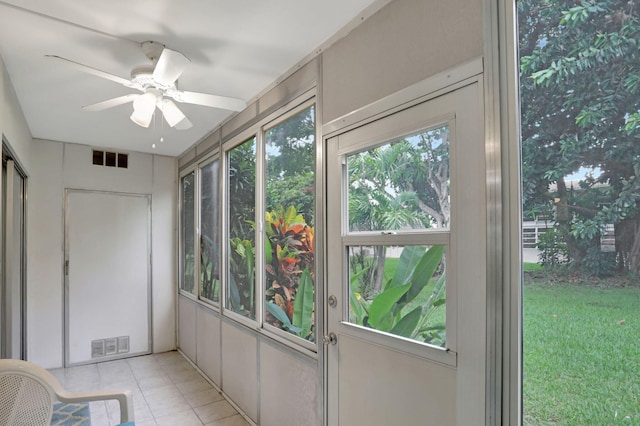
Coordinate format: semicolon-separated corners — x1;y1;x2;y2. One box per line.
65;260;69;276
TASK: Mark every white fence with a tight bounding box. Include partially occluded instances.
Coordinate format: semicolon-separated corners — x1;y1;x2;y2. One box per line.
522;220;615;250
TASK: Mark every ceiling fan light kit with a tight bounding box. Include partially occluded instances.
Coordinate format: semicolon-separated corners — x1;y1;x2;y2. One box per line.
46;41;246;132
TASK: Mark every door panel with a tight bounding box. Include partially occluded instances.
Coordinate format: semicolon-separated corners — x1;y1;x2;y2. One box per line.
65;190;151;365
1;159;26;360
326;82;486;425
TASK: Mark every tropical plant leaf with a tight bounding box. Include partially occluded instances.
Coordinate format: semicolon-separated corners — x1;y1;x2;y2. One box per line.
266;302;303;333
228;273;241;312
389;246;426;288
406;245;445;301
368;282;411;330
376;311;394;332
421;274;446;315
292;269;314;335
265;237;272;264
390;307;421;338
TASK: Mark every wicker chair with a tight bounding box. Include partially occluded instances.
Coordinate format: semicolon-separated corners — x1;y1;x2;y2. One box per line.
0;358;133;425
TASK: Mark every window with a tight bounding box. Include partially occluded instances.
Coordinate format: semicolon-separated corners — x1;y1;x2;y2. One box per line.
345;125;450;347
264;105;316;342
180;171;196;295
200;159;220;303
227;137;257;319
518;1;640;423
179;95;318;350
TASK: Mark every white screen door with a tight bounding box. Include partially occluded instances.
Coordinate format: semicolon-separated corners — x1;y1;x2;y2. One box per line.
326;82;487;425
65;190;151;366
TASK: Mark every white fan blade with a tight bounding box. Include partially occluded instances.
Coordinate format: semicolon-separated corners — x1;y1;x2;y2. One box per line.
83;94;138;111
175;116;193;130
160;99;192;128
153;48;190;86
45;55;133;87
168;90;246;111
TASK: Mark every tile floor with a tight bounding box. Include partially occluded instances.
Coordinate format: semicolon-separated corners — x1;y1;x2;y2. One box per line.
49;351;250;426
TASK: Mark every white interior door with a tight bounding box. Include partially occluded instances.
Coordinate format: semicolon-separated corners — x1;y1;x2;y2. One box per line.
65;190;151;366
326;82;486;425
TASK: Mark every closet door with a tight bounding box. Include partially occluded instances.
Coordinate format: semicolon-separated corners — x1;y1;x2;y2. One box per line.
65;190;151;365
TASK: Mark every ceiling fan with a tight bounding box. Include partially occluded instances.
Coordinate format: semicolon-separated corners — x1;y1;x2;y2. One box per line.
46;41;246;130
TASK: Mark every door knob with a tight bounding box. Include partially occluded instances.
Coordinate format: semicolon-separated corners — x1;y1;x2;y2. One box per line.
322;332;337;345
328;295;337;308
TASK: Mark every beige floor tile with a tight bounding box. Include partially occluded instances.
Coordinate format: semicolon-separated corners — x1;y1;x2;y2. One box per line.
205;414;251;426
147;394;192;418
131;419;158;426
138;374;174;391
89;401;110;426
194;400;238;424
155;408;205;426
183;388;225;408
167;368;202;384
49;352;241;426
176;377;214;395
131;366;167;380
142;383;182;401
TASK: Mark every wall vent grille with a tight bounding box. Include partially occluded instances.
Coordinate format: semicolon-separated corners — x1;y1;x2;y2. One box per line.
92;150;128;168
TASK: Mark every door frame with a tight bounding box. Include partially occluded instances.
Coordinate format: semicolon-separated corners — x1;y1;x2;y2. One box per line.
1;139;28;360
63;188;153;366
322;58;491;425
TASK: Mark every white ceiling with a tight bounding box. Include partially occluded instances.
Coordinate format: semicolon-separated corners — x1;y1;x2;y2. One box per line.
0;0;377;156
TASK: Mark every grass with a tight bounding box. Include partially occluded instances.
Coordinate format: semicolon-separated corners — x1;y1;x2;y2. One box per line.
524;273;640;425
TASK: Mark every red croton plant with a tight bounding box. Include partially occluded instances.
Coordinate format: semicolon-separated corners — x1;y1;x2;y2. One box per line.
264;206;315;340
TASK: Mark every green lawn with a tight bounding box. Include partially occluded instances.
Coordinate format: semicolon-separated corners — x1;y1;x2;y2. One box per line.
524;276;640;425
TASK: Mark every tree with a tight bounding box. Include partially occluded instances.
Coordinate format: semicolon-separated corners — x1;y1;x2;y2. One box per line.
519;0;640;274
265;106;316;225
348;126;450;294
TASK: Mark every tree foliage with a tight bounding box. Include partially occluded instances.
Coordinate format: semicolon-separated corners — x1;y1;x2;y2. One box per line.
519;0;640;274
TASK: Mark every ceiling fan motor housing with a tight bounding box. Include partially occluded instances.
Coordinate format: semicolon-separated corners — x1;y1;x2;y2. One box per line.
140;40;165;64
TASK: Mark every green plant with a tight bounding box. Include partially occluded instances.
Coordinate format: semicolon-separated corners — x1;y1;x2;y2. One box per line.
228;237;255;317
264;206;315;341
200;234;219;301
537;227;569;267
350;245;446;346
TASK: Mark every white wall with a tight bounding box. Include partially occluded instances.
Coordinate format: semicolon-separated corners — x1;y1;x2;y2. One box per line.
0;55;33;168
28;141;176;368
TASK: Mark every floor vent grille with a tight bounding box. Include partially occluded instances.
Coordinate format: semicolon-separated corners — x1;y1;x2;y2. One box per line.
91;336;130;358
91;340;105;358
117;336;130;353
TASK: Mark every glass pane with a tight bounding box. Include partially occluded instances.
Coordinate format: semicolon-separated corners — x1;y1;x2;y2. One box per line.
200;160;220;303
264;105;316;342
227;138;257;319
519;1;640;423
347;125;450;232
180;172;195;294
348;245;446;347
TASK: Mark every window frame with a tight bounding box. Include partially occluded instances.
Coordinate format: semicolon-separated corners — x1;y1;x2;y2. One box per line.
261;98;318;351
178;166;198;299
222;130;260;329
332;114;459;367
197;151;222;308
